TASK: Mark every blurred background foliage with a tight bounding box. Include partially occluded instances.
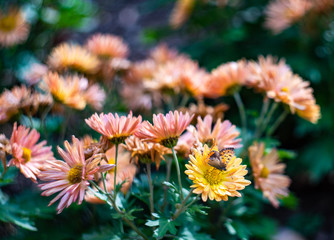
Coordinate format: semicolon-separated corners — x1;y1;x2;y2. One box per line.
1;0;334;239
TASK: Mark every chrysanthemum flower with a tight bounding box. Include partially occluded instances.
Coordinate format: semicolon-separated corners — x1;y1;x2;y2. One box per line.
121;83;154;112
124;59;156;84
123;136;171;169
85;112;142;144
0;134;11;172
206;60;247;97
39;136;113;213
47;43;100;74
0;85;53;123
135;111;193;148
0;8;30;47
264;0;312;34
42;72;105;110
187;115;242;150
185;144;251;201
174;131;195;157
169;0;195;29
247;56;320;123
85;33;128;59
8;123;54;182
249;142;291;208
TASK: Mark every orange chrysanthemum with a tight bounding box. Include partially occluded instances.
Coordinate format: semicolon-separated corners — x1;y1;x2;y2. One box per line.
85;112;142;144
85;33;128;59
249;142;291;208
41;72;105;110
264;0;312;34
123;136;171;169
0;8;30;47
135;111;193;148
206;60;248;97
185;144;251;201
247;56;320;123
48;43;100;74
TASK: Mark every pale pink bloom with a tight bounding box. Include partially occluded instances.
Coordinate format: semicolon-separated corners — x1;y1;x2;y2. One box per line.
84;84;106;111
169;0;195;29
85;112;142;144
149;44;179;64
135;111;193;148
85;33;129;59
121;83;153;112
24;63;48;85
187;115;242;150
123;59;156;84
8;123;54;182
39;136;112;213
264;0;312;34
249;142;291;208
174;131;195;157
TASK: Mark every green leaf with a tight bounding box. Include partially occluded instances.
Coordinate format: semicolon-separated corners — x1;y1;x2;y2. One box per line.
154;218;177;238
277;149;297;160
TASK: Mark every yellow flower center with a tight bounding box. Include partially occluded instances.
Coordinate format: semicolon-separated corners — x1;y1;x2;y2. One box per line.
204;168;224;185
0;15;17;32
22;147;31;163
281;86;289;93
260;166;270;178
67;164;83;184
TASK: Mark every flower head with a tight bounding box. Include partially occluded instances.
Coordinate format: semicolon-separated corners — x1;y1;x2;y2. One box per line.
47;43;100;74
206;60;247;97
39;136;111;213
0;8;30;47
249;142;291;208
185;144;251;201
264;0;312;34
8;123;54;182
84;84;106;111
23;63;48;85
123;136;171;169
188;115;242;150
85;112;142;144
85;33;128;59
135;111;193;148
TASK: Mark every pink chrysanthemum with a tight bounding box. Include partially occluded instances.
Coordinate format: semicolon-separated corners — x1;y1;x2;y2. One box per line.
8;123;54;182
135;111;194;148
187;115;242;150
85;112;142;144
39;136;113;213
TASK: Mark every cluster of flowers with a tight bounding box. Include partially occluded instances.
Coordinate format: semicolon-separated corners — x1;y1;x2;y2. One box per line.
123;44;320;124
0;32;133;123
265;0;334;34
1;109;291;213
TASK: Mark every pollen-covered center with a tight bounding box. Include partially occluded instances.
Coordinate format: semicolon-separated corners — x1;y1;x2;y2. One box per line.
281;86;289;93
260;166;270;178
108;158;116;173
22;147;31;163
203;168;224;185
67;164;83;184
0;15;17;32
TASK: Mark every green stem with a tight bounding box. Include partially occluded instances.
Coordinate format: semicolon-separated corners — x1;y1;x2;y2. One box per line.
258;101;279;138
114;144;119;200
171;147;184;201
233;92;247;142
161;157;172;212
146;163;155;219
266;110;289;137
255;98;270;138
172;189;194;220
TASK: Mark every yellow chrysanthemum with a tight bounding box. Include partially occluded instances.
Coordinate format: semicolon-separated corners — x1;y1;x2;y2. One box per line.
47;43;100;74
185;144;251;201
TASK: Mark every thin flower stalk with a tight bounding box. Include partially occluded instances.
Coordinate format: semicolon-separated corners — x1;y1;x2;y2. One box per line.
172;189;194;220
266;110;289;136
146;163;155;219
233;92;247;142
172;147;184;201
